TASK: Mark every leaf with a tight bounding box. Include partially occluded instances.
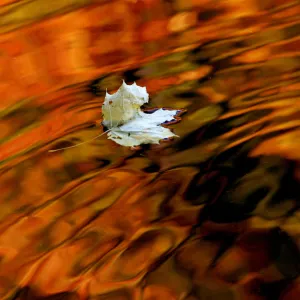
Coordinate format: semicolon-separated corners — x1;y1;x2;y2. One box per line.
102;81;181;147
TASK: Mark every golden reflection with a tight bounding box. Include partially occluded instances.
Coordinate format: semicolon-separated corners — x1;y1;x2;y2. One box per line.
0;0;300;299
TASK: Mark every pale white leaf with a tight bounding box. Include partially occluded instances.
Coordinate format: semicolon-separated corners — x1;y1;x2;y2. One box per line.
102;81;180;147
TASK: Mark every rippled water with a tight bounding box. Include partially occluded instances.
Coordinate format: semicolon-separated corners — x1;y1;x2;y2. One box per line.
0;0;300;299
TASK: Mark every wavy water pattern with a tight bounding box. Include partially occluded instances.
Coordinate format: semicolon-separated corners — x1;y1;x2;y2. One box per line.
0;0;299;299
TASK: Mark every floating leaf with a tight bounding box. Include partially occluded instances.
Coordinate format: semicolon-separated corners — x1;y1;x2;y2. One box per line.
49;80;183;152
102;80;182;147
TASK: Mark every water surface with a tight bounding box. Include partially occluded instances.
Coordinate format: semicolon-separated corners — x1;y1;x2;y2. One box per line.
0;0;300;299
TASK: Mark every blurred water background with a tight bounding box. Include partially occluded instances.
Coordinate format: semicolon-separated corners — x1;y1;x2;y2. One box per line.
0;0;300;299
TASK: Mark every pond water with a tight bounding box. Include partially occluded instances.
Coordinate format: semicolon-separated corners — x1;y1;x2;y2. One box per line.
0;0;299;299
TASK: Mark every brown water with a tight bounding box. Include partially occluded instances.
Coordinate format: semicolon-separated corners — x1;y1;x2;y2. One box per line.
0;0;300;299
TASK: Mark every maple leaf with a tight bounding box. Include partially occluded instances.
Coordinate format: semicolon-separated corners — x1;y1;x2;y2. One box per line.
102;81;180;147
49;81;182;152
